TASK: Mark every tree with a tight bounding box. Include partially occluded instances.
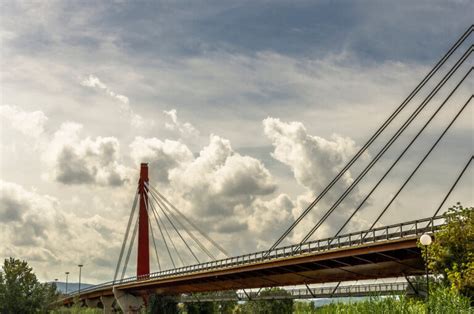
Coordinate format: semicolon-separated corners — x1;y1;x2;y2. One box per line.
182;291;237;314
183;300;237;314
240;288;293;314
185;302;216;314
420;203;473;299
0;257;59;313
147;294;179;314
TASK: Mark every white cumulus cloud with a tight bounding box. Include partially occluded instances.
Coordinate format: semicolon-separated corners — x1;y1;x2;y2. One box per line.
130;137;194;183
164;109;199;138
0;179;126;281
43;122;131;186
0;104;48;137
132;134;277;241
80;74;146;128
263;117;368;242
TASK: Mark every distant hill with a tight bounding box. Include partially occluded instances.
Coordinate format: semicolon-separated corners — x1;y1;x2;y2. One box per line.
48;282;94;294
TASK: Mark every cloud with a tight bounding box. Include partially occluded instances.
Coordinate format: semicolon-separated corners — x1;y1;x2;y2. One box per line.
134;134;276;237
80;74;145;128
244;193;295;249
0;180;63;247
164;109;199;138
263;117;360;193
0;179;129;280
43;122;130;186
0;105;48;137
167;135;276;218
263;117;368;242
129;137;194;183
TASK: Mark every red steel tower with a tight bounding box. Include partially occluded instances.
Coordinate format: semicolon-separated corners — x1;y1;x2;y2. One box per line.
137;163;150;278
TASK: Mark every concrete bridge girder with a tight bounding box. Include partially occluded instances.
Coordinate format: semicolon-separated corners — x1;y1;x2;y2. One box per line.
113;286;145;313
100;296;115;314
85;298;101;308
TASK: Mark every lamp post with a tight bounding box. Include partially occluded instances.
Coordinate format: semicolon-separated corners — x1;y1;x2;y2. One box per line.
65;272;69;294
78;264;83;294
420;233;432;301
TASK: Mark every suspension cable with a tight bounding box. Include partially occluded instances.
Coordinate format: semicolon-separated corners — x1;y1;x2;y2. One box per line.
148;188;216;260
146;183;229;257
147;211;161;271
432;155;473;217
151;193;201;264
149;199;184;267
332;70;473;237
148;198;176;268
121;213;139;280
268;26;474;252
114;187;139;282
366;96;473;231
297;47;473;248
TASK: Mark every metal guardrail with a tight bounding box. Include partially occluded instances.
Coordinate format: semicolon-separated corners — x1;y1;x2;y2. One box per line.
69;215;445;297
177;282;424;302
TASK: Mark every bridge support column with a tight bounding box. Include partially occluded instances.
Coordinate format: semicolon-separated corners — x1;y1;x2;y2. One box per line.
113;286;144;313
85;298;100;308
100;296;115;314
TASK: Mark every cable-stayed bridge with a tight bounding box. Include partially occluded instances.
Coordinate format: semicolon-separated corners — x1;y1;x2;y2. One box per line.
60;25;473;312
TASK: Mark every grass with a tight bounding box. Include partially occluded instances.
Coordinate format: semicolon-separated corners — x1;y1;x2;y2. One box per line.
308;287;471;314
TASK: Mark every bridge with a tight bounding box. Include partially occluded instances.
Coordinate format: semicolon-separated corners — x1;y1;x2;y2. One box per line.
60;25;473;313
176;282;425;303
64;214;439;306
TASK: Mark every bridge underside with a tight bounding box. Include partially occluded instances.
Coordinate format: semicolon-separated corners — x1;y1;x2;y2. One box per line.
100;237;424;298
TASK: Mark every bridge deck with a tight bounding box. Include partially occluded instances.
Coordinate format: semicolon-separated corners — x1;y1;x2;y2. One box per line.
63;215;442;303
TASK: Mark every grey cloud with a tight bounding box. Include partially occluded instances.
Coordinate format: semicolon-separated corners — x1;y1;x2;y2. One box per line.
130;137;194;183
0;197;24;223
56;147;96;185
47;123;130;187
214;219;247;234
3;1;472;64
263;117;370;242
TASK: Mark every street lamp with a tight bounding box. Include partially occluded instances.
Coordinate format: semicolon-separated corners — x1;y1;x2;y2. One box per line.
420;233;432;301
78;264;84;294
65;272;69;294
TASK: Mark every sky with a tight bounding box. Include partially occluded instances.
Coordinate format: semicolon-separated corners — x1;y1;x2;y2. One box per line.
0;1;473;284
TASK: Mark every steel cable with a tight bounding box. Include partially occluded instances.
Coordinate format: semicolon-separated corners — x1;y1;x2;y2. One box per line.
114;187;139;282
332;70;473;238
366;95;473;231
147;188;216;260
432;155;473;218
146;183;229;257
297;48;473;248
268;26;474;252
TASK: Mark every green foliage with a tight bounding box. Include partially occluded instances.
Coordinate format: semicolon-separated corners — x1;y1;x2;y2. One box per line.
420;203;473;299
183;300;237;314
50;307;102;314
147;294;179;314
185;302;216;314
240;288;293;314
181;291;237;314
0;257;59;313
305;287;471;313
293;301;316;313
427;286;471;314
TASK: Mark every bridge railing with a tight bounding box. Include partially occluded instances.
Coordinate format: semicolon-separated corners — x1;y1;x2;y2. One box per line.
178;282;423;302
68;215;444;297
